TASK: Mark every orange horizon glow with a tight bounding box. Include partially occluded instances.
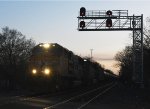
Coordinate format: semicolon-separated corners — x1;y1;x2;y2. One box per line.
97;60;120;75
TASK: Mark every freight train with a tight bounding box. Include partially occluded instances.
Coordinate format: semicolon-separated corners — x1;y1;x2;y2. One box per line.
28;43;105;91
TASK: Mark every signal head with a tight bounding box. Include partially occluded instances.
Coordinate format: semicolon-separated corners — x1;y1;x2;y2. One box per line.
106;10;112;16
80;7;86;16
106;19;112;27
80;21;85;28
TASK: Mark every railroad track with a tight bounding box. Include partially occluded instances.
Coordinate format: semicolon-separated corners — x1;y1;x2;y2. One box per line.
43;82;117;109
0;82;116;109
0;89;75;106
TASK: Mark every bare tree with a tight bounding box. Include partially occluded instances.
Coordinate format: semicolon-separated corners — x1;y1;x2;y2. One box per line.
115;17;150;85
143;17;150;48
115;46;133;82
0;27;35;89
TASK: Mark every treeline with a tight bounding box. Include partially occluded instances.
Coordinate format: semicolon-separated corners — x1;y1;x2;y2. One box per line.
0;27;35;90
115;18;150;87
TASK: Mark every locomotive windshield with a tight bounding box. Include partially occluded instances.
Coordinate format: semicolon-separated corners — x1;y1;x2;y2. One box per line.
32;43;62;56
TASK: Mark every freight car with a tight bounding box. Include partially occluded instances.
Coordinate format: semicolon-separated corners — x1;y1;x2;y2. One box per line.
28;43;105;91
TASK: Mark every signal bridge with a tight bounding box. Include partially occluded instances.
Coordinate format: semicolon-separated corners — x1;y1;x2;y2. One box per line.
77;7;143;85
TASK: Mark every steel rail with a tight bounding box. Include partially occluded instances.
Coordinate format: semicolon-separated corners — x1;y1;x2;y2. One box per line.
43;82;115;109
77;82;117;109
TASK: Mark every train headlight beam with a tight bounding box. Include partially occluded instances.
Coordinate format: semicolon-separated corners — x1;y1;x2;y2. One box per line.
44;68;50;75
32;69;37;74
43;43;50;49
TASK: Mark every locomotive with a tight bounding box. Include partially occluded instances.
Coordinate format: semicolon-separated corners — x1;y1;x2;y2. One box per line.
28;43;105;91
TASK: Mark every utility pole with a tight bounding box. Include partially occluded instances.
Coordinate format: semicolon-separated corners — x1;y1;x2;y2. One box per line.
90;49;93;60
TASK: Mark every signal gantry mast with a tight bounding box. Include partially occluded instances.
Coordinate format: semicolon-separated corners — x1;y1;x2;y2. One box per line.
77;7;143;86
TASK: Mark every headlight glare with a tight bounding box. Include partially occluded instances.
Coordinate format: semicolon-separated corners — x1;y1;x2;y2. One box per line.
43;43;50;49
44;68;50;75
32;69;37;74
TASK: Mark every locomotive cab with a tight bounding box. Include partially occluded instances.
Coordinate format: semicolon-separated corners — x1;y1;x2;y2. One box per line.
29;43;62;77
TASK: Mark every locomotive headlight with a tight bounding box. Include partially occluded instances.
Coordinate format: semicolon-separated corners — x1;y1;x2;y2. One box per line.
84;59;87;62
32;69;37;74
44;68;50;75
43;43;50;49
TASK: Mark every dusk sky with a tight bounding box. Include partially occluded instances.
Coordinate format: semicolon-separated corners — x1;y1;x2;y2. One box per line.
0;0;150;74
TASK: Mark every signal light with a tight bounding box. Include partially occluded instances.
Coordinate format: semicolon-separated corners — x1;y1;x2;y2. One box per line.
80;21;85;28
106;10;112;16
106;19;112;27
80;7;86;16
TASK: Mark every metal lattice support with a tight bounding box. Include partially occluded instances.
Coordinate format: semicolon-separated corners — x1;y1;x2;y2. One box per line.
77;9;144;85
132;15;143;84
